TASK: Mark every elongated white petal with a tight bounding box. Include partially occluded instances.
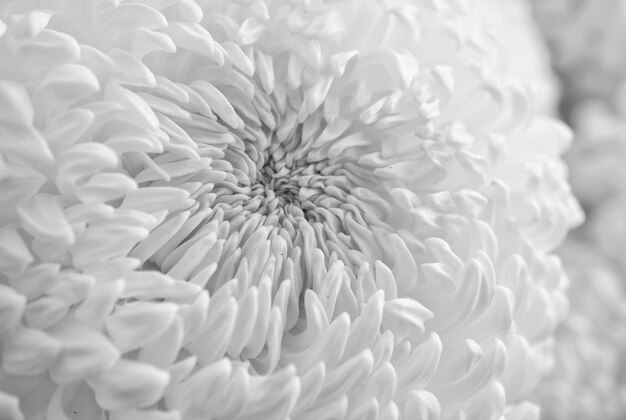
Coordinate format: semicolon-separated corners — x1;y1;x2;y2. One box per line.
0;285;27;337
88;359;170;411
48;321;121;383
105;302;178;353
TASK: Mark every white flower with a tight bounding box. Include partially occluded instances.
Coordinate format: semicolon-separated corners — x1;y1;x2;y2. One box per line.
0;1;580;419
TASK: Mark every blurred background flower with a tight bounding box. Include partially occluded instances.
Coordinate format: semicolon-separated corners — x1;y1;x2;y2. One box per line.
531;1;626;419
535;240;626;420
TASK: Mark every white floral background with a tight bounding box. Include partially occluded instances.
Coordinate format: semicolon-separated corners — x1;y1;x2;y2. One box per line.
533;1;626;419
0;0;623;419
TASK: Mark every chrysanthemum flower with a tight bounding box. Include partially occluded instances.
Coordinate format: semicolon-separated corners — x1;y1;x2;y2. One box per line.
0;1;581;419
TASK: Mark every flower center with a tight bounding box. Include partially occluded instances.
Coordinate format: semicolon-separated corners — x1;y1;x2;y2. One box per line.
258;156;304;207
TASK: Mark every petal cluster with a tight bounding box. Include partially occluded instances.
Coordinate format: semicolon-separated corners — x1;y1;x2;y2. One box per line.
0;1;580;420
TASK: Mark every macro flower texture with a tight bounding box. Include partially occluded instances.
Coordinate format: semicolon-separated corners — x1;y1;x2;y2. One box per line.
0;0;581;419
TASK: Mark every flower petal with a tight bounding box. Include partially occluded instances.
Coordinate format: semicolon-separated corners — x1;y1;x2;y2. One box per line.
88;359;170;411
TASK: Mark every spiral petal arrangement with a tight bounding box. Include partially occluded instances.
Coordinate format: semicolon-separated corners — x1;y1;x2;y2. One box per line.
0;1;581;419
